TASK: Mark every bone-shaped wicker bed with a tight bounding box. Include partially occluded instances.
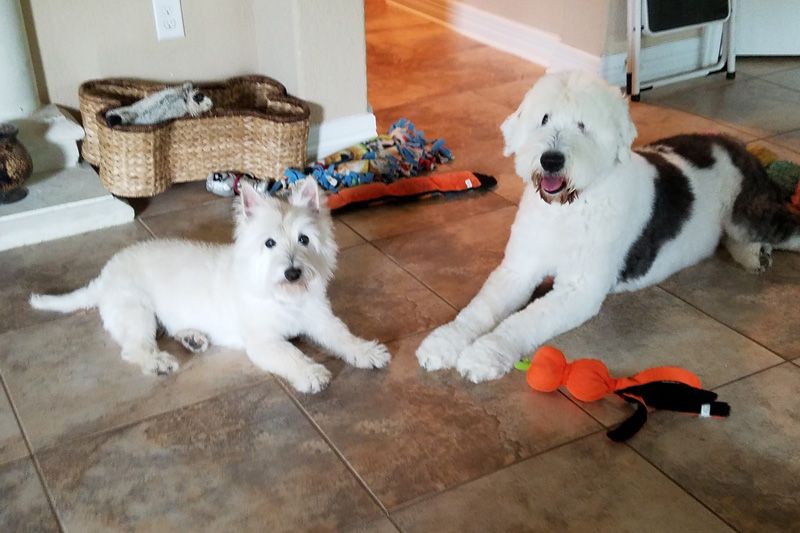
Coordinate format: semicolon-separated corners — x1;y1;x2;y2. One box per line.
79;76;309;197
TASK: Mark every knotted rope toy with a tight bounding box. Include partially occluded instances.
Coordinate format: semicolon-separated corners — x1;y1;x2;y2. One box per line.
516;346;730;441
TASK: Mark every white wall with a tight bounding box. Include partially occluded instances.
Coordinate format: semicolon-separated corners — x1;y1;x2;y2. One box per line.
21;0;368;124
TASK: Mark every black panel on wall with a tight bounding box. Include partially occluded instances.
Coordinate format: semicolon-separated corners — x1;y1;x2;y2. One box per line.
646;0;729;32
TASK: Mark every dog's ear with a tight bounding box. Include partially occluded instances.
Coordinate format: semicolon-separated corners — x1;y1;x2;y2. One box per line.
500;109;523;157
181;82;193;100
290;178;321;212
239;182;267;218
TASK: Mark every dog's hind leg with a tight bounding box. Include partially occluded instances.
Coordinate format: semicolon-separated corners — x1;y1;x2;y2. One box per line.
723;237;772;273
174;329;210;353
98;298;179;376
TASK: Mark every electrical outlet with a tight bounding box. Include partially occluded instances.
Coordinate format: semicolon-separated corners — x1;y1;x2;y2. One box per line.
152;0;185;41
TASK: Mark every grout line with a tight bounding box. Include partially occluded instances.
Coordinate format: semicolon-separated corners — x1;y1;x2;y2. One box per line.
25;374;273;458
707;359;790;392
388;427;607;514
624;443;739;531
363;240;460;312
654;285;793;362
354;199;518;312
0;370;66;533
753;74;800;96
275;378;393;520
136;217;157;238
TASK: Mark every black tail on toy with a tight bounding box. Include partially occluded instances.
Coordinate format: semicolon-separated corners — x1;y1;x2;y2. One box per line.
607;382;730;442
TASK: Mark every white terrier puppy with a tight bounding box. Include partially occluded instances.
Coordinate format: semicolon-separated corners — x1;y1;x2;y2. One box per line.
417;71;799;383
31;180;390;393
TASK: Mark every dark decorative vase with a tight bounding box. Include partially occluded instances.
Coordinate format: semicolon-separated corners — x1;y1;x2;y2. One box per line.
0;123;33;204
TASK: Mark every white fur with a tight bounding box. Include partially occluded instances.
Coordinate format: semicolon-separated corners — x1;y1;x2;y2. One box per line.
30;180;390;393
417;71;796;383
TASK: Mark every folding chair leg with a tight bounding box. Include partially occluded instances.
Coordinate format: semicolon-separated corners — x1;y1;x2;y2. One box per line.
627;0;642;100
726;0;737;79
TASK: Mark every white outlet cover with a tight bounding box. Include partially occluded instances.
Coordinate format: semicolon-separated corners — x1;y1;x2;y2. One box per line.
152;0;185;41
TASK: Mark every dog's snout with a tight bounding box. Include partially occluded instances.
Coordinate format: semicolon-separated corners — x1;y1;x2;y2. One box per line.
540;151;565;173
284;267;302;282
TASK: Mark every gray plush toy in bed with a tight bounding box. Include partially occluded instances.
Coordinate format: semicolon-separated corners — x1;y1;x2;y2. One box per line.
105;82;213;126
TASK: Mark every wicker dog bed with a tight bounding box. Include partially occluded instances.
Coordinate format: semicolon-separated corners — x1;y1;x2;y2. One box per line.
79;76;309;197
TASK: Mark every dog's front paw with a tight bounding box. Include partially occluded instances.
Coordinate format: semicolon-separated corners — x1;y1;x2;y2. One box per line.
290;364;332;394
416;322;473;371
142;351;180;376
456;336;512;383
347;341;391;369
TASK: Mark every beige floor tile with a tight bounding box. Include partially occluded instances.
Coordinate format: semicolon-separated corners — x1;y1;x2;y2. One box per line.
128;180;227;218
761;67;800;92
736;57;800;77
143;197;365;249
375;206;517;309
344;516;399;533
746;137;800;162
37;382;382;532
549;286;784;427
646;78;800;137
293;332;601;509
333;219;368;249
338;190;511;242
0;312;270;451
141;199;235;243
639;71;742;100
630;102;757;147
0;222;152;336
491;171;528;204
766;128;800;155
392;433;732;532
329;244;455;342
630;363;800;532
660;250;800;360
0;457;60;532
0;390;26;465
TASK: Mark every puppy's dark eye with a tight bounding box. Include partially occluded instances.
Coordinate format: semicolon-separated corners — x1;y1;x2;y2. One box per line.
541;114;549;126
578;121;586;132
192;92;205;103
298;234;309;246
265;238;276;248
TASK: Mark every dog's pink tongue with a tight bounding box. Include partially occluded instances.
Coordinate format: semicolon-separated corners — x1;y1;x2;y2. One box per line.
541;175;565;193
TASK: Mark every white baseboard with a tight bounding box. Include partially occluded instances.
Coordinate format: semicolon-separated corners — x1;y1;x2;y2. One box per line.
389;0;601;73
390;0;719;88
307;112;377;161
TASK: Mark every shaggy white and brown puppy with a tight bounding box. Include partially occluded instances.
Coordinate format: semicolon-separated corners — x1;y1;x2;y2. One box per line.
417;71;800;382
31;180;390;393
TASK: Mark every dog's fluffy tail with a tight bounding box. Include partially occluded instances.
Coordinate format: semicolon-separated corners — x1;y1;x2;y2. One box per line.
30;282;98;313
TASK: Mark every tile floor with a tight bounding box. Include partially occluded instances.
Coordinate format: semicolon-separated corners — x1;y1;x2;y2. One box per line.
2;2;800;531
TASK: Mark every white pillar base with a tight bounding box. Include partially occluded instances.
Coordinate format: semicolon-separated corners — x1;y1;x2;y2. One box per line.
11;104;84;174
0;163;135;252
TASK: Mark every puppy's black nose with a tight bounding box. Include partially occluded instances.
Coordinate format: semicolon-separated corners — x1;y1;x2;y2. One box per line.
540;151;565;173
284;267;302;282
